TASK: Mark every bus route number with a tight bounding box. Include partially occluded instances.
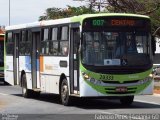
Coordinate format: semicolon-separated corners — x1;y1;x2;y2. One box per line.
99;75;114;80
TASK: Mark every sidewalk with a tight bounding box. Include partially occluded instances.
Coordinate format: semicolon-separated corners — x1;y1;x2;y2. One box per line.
153;75;160;94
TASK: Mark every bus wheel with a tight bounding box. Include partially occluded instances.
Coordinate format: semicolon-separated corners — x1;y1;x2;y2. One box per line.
60;79;71;106
120;96;134;106
21;74;33;98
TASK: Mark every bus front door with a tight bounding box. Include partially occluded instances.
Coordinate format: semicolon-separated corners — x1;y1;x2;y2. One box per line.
13;32;20;85
70;27;80;94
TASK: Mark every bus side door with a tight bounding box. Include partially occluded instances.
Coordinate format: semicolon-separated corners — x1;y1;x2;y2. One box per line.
31;29;41;89
13;31;20;85
70;24;80;94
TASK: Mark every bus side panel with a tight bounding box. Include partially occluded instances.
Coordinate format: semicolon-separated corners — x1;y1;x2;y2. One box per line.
40;56;69;94
19;56;32;89
5;56;14;85
40;74;60;94
26;73;32;89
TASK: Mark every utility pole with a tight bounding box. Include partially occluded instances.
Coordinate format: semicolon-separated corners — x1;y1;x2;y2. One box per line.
73;0;107;12
9;0;10;25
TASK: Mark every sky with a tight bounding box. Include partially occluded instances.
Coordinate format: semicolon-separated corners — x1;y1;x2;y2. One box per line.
0;0;85;26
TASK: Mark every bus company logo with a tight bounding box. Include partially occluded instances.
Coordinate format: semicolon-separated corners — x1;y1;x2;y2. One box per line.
45;64;53;70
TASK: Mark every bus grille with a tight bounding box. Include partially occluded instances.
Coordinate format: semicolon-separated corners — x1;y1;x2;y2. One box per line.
102;80;139;84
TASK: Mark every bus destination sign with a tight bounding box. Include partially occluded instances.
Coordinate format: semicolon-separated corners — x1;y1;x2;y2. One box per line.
83;17;150;29
92;19;135;27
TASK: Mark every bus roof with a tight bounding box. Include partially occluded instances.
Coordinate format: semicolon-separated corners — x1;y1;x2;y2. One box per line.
71;13;150;23
6;13;150;31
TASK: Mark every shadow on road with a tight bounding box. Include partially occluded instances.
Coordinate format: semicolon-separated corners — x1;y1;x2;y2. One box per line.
11;93;160;109
0;82;11;86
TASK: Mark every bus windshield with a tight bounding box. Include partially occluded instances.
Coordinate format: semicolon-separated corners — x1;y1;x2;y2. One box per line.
82;31;150;66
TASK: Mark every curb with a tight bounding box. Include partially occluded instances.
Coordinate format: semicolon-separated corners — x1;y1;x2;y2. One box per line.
153;93;160;97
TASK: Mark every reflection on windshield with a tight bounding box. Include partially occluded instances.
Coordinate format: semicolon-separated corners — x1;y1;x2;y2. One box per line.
82;31;149;66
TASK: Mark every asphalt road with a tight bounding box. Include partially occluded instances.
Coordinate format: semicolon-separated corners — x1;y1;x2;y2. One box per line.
0;83;160;120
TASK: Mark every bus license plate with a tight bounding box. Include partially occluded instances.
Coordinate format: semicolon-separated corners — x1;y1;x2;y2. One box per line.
116;87;127;92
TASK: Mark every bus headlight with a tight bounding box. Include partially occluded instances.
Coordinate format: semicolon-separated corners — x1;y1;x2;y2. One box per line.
95;80;102;85
90;78;102;85
82;72;101;85
138;77;151;84
82;72;90;80
90;78;95;83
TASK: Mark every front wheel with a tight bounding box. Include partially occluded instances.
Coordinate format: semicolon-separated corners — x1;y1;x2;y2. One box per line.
120;96;134;106
60;79;71;106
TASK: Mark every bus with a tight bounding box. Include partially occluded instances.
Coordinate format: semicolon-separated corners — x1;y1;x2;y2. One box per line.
0;31;5;83
5;13;155;106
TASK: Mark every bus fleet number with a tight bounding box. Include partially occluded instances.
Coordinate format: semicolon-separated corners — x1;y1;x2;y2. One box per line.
99;75;114;80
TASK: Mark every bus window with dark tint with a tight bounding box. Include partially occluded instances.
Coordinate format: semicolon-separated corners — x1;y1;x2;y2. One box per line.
49;27;58;55
14;33;20;57
8;32;12;42
59;26;69;56
6;32;14;55
19;31;26;55
61;26;68;40
25;31;31;55
41;28;49;55
43;29;49;41
51;28;58;40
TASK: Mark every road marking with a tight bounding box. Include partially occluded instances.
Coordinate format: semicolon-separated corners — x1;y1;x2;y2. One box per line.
135;99;160;105
0;93;8;96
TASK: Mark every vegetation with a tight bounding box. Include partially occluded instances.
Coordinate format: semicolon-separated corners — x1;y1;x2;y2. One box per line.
39;5;96;21
106;0;160;34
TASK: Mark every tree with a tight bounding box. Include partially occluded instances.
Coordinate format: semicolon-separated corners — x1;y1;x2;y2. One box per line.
105;0;160;33
39;5;95;21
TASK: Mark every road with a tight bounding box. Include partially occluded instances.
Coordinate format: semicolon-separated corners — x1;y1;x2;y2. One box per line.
0;83;160;120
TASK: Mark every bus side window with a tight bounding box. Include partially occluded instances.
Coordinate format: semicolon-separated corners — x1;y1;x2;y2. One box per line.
49;27;58;55
41;28;49;55
25;31;31;55
6;32;13;55
19;31;26;55
59;26;69;56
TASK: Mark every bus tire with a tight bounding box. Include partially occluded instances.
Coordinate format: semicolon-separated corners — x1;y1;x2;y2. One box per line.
120;96;134;106
60;78;71;106
21;74;33;98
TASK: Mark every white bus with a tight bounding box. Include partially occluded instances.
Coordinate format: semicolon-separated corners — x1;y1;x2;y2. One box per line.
5;13;155;106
